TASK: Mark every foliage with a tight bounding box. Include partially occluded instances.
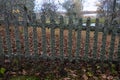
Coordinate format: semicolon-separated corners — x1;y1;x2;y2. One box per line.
0;0;35;12
0;67;6;75
62;0;83;18
40;1;58;19
97;0;120;23
0;0;35;22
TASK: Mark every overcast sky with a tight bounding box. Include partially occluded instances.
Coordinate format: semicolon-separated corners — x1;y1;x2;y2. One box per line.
34;0;98;12
83;0;98;11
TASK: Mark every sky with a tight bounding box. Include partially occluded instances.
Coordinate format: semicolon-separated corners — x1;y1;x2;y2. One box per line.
83;0;98;11
34;0;98;12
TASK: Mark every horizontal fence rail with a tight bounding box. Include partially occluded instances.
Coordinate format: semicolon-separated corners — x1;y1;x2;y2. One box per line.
0;14;120;62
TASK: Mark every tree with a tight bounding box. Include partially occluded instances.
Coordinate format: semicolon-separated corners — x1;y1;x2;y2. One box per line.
40;1;58;18
97;0;120;22
0;0;35;21
62;0;83;18
97;0;120;34
0;0;35;13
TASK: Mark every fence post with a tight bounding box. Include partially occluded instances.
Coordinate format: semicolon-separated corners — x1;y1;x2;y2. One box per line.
0;33;4;65
41;15;47;58
50;16;55;59
23;12;29;57
14;16;22;60
14;17;21;55
84;17;91;61
0;34;4;55
100;19;108;61
93;18;99;60
59;16;64;60
117;34;120;62
5;14;12;56
32;13;38;57
68;16;73;60
109;20;118;61
76;18;82;59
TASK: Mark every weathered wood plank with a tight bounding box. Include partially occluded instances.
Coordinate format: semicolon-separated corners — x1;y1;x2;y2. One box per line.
84;18;91;61
23;24;29;56
23;13;29;57
41;15;47;57
93;18;99;60
0;34;4;55
59;16;64;60
109;20;118;61
5;15;12;55
68;16;73;60
33;26;38;55
50;16;55;59
117;34;120;61
100;19;108;61
76;18;82;59
14;19;21;54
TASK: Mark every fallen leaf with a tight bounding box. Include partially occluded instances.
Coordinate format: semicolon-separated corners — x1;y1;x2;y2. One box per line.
82;74;88;80
101;74;107;79
63;77;71;80
107;76;113;80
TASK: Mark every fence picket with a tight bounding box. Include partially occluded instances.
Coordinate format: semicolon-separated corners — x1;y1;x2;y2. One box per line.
14;19;21;54
32;26;38;56
23;24;29;56
0;34;4;55
5;16;12;55
76;18;82;59
84;18;91;61
117;34;120;61
100;19;108;61
59;16;64;60
93;18;99;59
41;15;47;57
50;17;55;59
109;20;118;61
23;12;29;57
68;17;73;60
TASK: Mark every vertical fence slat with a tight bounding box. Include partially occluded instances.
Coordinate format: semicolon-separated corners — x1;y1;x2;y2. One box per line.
100;19;108;61
14;19;21;55
33;26;38;56
5;15;12;55
117;34;120;61
93;18;99;60
109;20;118;61
23;24;29;56
23;12;29;57
84;18;91;61
76;18;82;59
50;17;55;59
0;34;4;55
68;17;73;60
59;16;64;60
41;15;47;57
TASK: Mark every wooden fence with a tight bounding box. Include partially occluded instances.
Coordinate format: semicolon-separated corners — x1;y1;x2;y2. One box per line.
0;15;120;62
